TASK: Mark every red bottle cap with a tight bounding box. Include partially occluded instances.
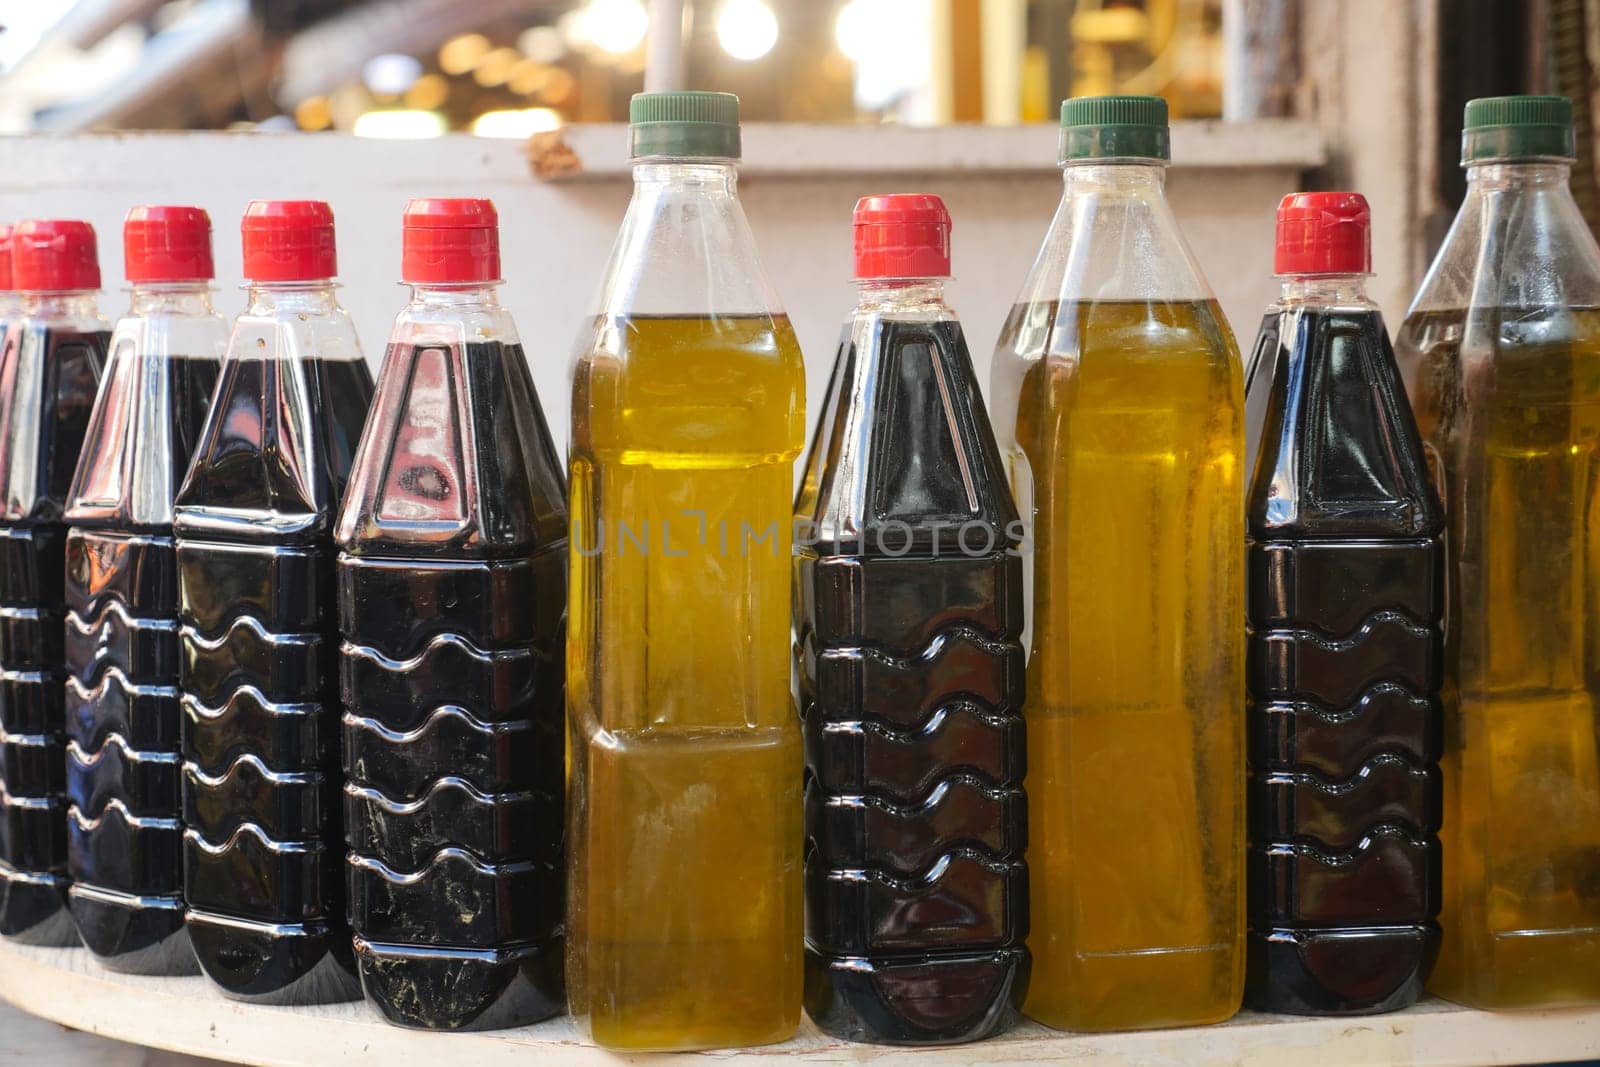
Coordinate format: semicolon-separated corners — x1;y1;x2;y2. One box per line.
1275;191;1371;276
0;224;13;291
242;200;337;282
402;198;501;284
853;193;952;280
125;205;214;284
13;219;101;292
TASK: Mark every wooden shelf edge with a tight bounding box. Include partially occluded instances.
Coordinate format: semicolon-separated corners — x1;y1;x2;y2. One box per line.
1;942;1598;1065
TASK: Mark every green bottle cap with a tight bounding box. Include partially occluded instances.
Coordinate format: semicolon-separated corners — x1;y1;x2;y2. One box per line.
1059;94;1170;163
629;91;742;161
1462;95;1575;163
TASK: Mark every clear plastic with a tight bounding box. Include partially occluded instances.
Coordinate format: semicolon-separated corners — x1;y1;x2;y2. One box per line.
61;283;225;974
0;289;110;948
1394;160;1600;1009
566;159;806;1051
988;160;1246;1031
173;280;373;1005
334;283;567;1030
1243;270;1444;1015
794;276;1028;1043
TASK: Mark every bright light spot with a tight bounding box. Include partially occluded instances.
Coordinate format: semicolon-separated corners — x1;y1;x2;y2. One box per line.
404;73;449;110
472;107;563;138
473;46;522;87
294;96;332;131
509;59;554;96
362;53;422;96
438;33;490;75
716;0;778;61
575;0;649;55
835;0;931;110
352;109;446;139
518;25;566;64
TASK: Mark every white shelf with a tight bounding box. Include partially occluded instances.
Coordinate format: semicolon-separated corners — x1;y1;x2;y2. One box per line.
1;941;1598;1065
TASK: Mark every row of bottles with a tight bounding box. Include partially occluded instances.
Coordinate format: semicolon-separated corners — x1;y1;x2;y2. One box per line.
0;88;1596;1047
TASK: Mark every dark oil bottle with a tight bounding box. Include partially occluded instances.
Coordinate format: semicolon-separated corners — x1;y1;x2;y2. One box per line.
63;206;224;974
1244;193;1442;1015
0;220;109;947
335;199;567;1031
175;201;372;1004
794;195;1028;1045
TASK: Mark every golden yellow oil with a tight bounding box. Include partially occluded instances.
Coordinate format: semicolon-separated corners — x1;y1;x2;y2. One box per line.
566;313;806;1050
996;298;1246;1031
1397;306;1600;1009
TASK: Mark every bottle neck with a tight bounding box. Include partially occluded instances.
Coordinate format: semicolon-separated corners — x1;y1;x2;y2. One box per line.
129;282;217;317
23;289;101;318
1465;160;1573;190
1060;160;1169;194
631;159;740;197
1277;274;1377;309
245;279;340;316
854;277;950;314
405;283;502;309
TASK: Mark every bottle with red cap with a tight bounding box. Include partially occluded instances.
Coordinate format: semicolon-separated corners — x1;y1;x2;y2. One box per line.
334;198;566;1030
0;225;20;325
1243;192;1443;1016
173;200;373;1004
793;194;1028;1044
61;206;225;974
0;219;110;948
988;95;1245;1031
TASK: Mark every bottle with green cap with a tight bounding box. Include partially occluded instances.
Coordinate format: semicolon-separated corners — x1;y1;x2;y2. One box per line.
988;94;1246;1032
1395;94;1600;1010
565;91;806;1050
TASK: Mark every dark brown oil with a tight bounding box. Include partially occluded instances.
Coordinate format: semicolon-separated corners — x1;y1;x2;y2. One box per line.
1244;304;1443;1015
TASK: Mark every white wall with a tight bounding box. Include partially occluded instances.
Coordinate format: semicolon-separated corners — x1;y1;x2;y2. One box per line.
0;129;1310;456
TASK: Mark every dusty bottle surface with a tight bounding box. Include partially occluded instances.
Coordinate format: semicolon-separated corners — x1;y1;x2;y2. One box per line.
1395;96;1600;1009
988;96;1245;1031
336;199;567;1030
0;220;109;947
566;92;806;1051
63;207;225;974
1244;193;1443;1015
174;201;372;1004
795;195;1028;1045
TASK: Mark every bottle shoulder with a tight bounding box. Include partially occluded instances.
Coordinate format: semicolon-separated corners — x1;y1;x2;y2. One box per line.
797;310;1020;555
336;336;568;558
1245;305;1443;537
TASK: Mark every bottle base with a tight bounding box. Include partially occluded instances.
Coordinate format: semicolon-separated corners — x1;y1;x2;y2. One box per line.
1429;927;1600;1011
1246;925;1436;1016
0;864;76;947
804;945;1029;1045
1024;939;1243;1032
187;910;360;1004
68;884;197;975
353;936;563;1031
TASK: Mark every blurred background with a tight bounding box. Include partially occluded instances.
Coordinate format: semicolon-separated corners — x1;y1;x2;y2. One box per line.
0;0;1233;134
0;6;1588;1056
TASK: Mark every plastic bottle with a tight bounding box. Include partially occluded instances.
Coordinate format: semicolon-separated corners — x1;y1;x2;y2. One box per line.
336;198;567;1030
795;194;1029;1045
566;91;806;1051
988;95;1246;1031
0;226;18;327
1244;193;1443;1015
63;206;225;974
1394;94;1600;1009
0;219;110;946
174;201;372;1004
